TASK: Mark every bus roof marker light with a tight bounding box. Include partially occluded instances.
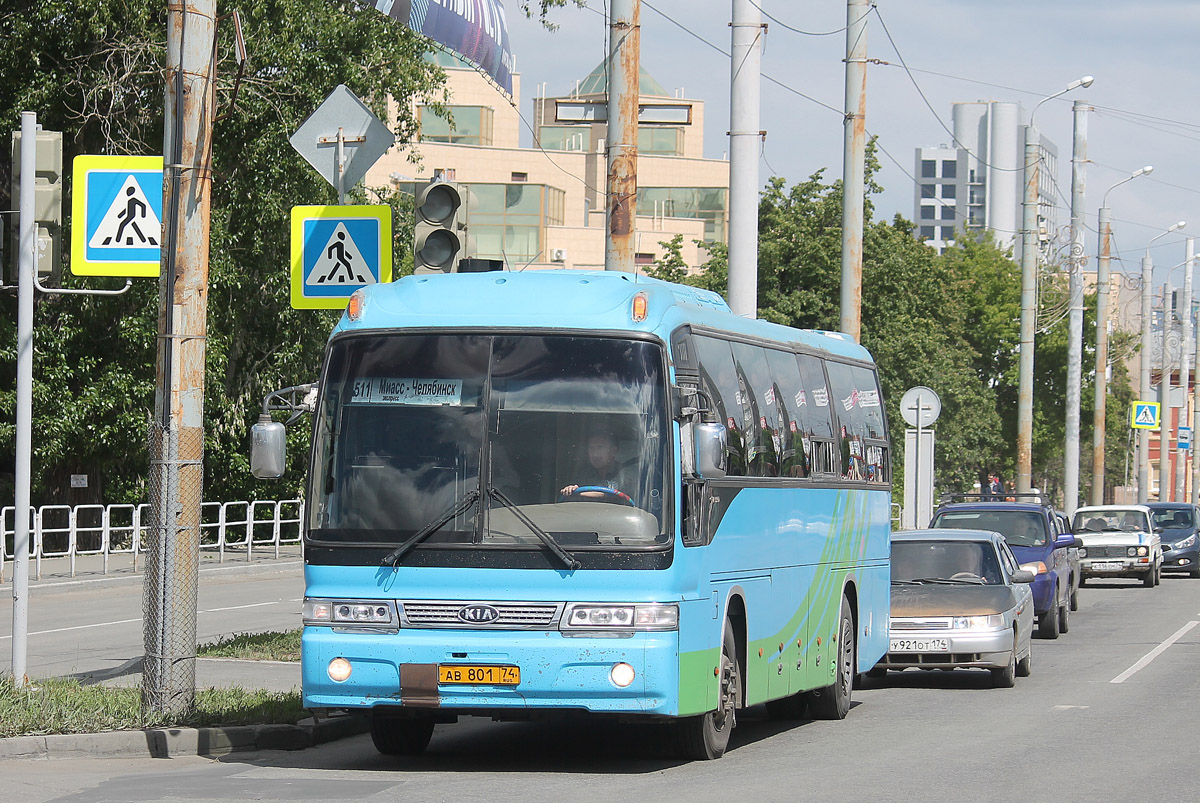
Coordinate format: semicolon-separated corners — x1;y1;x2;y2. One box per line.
632;292;648;322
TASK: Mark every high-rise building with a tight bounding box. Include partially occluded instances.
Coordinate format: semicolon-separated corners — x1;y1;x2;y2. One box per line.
913;101;1059;258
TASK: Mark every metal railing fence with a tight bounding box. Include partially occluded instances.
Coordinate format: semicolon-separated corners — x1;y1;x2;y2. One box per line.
0;499;303;582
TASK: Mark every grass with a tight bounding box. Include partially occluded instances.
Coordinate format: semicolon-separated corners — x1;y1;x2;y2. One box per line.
197;629;302;662
0;676;307;739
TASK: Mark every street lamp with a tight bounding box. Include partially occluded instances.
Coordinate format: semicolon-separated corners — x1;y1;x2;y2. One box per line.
1140;221;1187;502
1091;166;1154;505
1017;75;1094;493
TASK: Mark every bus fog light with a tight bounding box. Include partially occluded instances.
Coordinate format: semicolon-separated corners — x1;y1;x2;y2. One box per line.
327;657;353;682
611;662;636;687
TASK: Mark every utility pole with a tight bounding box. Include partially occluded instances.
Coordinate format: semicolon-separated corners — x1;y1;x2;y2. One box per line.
839;0;869;342
1176;237;1193;502
1063;100;1089;515
1194;278;1200;503
1016;124;1039;494
1140;252;1154;503
727;0;762;318
143;0;217;717
604;0;639;274
1160;281;1173;500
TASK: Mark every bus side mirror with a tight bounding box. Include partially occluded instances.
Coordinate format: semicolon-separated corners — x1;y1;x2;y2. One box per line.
694;422;728;479
250;413;287;479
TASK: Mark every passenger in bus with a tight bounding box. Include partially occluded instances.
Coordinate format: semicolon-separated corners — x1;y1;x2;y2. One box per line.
559;428;637;501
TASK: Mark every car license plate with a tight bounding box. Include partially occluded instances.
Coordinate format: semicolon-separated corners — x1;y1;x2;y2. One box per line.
889;638;948;652
1091;561;1122;572
438;664;520;686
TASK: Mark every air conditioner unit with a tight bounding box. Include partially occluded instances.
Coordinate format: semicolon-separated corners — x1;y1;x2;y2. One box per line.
550;248;568;263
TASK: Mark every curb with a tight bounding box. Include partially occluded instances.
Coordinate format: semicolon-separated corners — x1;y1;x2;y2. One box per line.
0;712;369;761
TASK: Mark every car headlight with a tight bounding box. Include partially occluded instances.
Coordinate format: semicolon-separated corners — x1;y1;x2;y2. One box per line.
1128;546;1148;557
561;603;679;631
1078;547;1087;558
1176;534;1197;549
952;614;1005;629
304;598;396;627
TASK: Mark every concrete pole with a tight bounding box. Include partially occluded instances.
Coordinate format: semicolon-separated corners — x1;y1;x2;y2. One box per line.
1194;286;1200;504
10;111;36;686
1063;100;1088;515
1091;207;1113;505
144;0;216;717
1017;125;1040;493
839;0;869;342
1160;281;1173;500
604;0;639;274
1140;254;1153;503
1176;238;1193;501
727;0;762;318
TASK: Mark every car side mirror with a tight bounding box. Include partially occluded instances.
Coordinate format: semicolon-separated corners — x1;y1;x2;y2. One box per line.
250;414;286;479
1054;533;1079;549
1011;569;1035;584
1155;526;1165;534
1073;537;1084;548
694;422;728;479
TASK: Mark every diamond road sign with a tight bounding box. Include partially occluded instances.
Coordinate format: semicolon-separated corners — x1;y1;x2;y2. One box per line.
290;205;392;310
289;85;395;195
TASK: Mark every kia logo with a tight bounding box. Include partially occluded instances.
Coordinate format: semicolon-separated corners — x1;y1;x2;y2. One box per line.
458;604;500;624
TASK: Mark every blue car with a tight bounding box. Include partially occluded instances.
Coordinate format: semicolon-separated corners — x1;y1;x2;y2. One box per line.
929;497;1082;639
1146;503;1200;578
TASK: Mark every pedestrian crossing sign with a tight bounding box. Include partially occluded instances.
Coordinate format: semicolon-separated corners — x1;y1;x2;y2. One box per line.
1130;401;1161;430
290;205;392;309
70;155;164;277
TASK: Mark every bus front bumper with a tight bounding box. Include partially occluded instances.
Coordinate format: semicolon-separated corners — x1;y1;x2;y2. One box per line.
302;627;681;716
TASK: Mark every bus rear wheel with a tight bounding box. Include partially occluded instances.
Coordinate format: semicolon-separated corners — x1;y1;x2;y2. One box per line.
677;619;739;760
809;596;854;721
370;712;435;756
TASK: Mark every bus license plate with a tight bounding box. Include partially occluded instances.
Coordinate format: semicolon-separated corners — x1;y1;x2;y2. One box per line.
438;665;520;686
889;638;948;653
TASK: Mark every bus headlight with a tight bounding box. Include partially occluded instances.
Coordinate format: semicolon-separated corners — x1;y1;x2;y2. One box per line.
304;598;396;627
562;603;679;631
327;657;353;682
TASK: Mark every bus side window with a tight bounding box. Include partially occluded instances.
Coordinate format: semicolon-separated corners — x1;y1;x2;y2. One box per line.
827;360;869;482
796;354;836;476
694;335;747;477
730;341;778;477
849;365;889;484
764;348;808;478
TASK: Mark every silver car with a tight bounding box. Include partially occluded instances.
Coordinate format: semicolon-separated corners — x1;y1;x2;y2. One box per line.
872;529;1036;688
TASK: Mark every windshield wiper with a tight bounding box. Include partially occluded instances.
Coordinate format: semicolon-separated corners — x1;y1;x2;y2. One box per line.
382;489;481;567
488;487;582;571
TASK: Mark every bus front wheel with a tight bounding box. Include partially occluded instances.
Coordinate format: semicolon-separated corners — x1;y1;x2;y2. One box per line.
677;618;740;760
809;596;854;721
370;712;435;756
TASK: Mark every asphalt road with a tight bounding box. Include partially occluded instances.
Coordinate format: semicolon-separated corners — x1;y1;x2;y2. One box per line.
5;570;1200;802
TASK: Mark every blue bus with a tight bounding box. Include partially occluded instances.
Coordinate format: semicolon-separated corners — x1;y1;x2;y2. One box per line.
253;270;891;760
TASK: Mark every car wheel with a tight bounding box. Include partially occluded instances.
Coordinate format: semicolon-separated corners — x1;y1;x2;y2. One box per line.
1037;593;1061;640
1143;567;1156;588
1069;578;1080;611
1058;600;1070;634
370;713;435;756
1016;637;1032;677
809;596;855;721
677;619;739;760
991;633;1017;688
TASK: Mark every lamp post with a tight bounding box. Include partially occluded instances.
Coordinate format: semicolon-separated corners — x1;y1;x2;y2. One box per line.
1140;221;1187;502
1092;166;1153;505
1017;76;1093;493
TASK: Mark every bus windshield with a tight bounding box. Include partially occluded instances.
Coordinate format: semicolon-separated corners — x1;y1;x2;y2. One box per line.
309;333;671;556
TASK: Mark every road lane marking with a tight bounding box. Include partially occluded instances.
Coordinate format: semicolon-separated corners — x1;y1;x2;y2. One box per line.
1111;620;1200;683
201;601;289;613
1052;705;1090;711
0;617;142;640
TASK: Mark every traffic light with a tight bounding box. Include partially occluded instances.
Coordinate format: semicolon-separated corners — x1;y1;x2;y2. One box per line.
413;180;471;273
9;128;62;280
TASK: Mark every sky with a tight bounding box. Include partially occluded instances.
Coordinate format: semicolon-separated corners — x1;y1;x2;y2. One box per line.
500;0;1200;288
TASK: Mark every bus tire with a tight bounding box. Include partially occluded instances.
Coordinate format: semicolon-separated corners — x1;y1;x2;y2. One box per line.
809;596;854;721
677;619;739;760
370;712;435;756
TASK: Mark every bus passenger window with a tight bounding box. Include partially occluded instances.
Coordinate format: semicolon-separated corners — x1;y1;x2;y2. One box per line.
796;354;836;477
694;336;747;477
730;341;779;477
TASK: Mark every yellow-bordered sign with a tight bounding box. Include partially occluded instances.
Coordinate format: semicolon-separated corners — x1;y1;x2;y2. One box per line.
71;155;164;277
1130;401;1161;430
290;205;392;309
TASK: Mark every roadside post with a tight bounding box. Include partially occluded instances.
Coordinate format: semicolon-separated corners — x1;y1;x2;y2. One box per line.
900;386;941;530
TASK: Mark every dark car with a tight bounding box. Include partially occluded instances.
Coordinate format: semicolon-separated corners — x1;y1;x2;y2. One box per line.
930;495;1082;640
872;529;1035;687
1147;503;1200;578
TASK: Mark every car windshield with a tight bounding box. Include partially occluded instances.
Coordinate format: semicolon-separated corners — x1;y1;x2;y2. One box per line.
1151;508;1194;530
1074;510;1148;533
892;540;1003;584
931;509;1047;547
308;333;671;554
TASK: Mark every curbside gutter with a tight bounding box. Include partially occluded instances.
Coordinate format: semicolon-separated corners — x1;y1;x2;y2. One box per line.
0;711;369;761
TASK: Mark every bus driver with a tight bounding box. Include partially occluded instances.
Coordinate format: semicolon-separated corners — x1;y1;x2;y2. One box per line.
559;428;636;502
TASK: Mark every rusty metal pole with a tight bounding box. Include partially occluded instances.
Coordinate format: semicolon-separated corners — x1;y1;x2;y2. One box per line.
604;0;639;273
144;0;216;717
839;0;868;341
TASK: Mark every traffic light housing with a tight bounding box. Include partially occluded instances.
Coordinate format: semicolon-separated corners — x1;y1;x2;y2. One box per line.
9;128;62;280
413;180;471;273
